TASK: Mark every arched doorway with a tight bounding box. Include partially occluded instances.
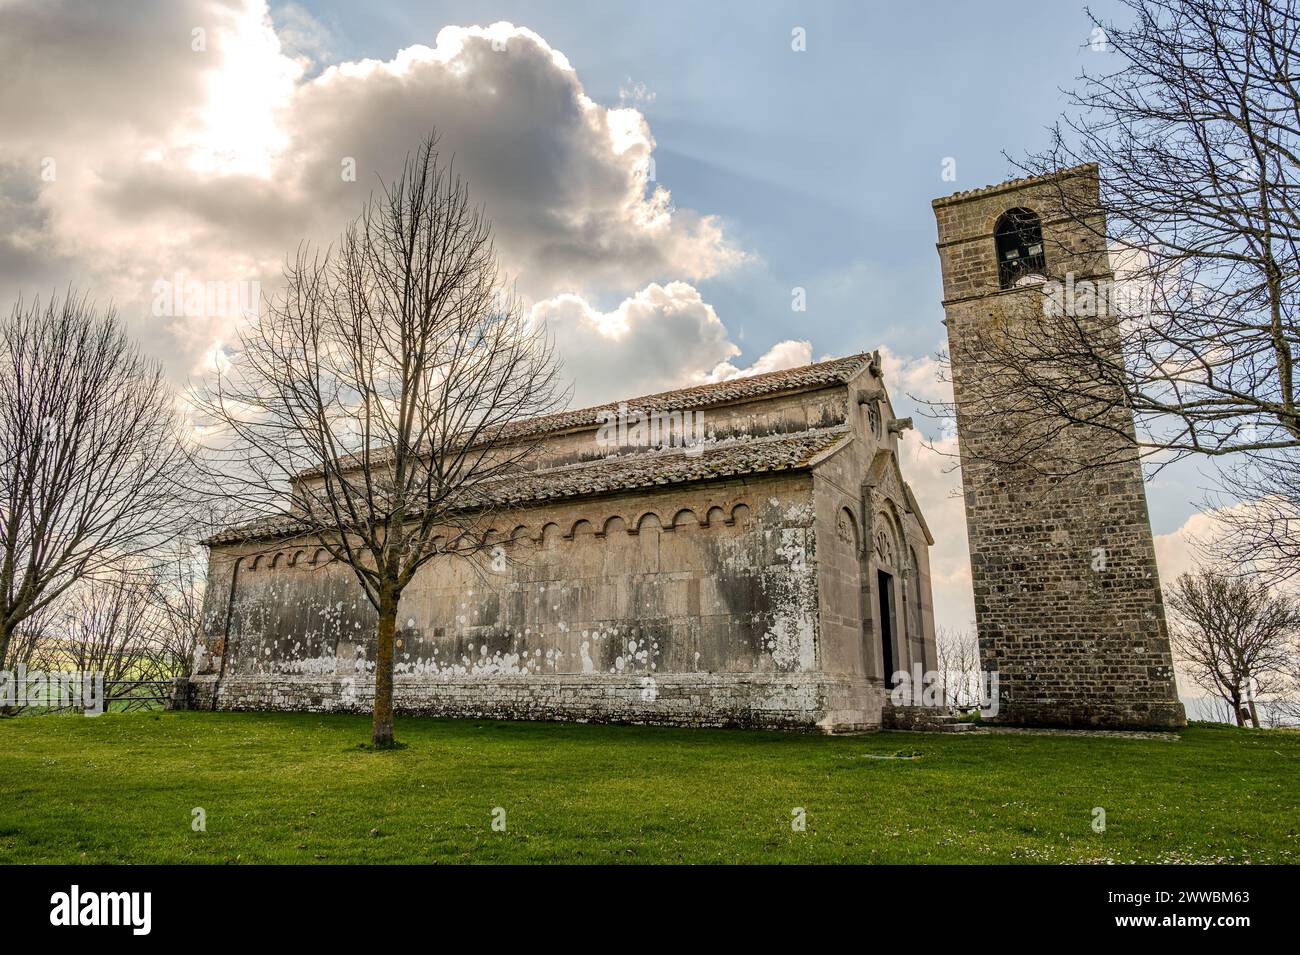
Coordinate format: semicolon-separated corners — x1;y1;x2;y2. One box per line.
873;516;902;687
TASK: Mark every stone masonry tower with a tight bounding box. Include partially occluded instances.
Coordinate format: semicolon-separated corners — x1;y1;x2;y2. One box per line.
933;165;1185;729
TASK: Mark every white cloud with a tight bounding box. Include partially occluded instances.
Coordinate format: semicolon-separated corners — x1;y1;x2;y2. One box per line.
878;344;951;406
618;78;656;107
530;280;822;406
533;281;736;405
1153;510;1216;586
1151;499;1289;589
0;3;745;380
271;2;334;68
708;340;813;383
897;432;975;633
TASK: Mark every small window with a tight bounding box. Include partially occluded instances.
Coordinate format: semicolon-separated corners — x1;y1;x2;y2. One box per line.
994;208;1046;289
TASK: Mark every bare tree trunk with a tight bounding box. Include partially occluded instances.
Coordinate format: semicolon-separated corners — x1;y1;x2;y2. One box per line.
0;620;15;714
198;132;564;749
372;588;398;746
0;620;14;673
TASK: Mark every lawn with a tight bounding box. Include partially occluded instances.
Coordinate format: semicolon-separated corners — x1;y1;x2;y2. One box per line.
0;712;1296;864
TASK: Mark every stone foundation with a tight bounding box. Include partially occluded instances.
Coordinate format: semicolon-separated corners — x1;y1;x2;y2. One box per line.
881;702;968;732
181;672;885;733
982;700;1187;731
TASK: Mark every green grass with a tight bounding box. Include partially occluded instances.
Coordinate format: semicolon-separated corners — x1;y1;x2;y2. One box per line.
1;712;1297;863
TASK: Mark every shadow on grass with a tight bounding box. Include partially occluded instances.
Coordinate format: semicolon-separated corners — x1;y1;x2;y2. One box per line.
348;740;410;753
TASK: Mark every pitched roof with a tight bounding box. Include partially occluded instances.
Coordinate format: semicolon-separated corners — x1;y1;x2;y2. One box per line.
298;351;873;479
207;425;852;545
503;352;873;439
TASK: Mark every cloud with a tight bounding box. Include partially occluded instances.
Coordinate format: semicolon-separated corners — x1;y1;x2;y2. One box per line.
0;3;744;379
878;344;951;406
280;23;745;295
618;78;656;107
0;0;302;368
708;339;812;382
532;279;825;406
897;432;974;633
271;1;334;68
1151;499;1288;588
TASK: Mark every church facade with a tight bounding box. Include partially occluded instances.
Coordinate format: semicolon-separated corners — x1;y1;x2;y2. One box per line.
187;353;938;733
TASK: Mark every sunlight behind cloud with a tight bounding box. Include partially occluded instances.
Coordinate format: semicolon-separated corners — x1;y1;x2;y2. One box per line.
181;3;300;177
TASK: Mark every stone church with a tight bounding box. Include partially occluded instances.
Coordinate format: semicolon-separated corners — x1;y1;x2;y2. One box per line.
189;352;937;732
186;166;1186;732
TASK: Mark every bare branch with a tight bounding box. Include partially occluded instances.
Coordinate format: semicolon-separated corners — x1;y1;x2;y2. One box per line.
193;133;566;745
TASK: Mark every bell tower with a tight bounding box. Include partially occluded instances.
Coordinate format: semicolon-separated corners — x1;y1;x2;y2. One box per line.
933;164;1185;729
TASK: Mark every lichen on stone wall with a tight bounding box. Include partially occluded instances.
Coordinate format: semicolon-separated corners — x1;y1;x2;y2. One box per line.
201;470;851;725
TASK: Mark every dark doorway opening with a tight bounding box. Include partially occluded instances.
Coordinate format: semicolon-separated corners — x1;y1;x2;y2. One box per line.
877;569;897;686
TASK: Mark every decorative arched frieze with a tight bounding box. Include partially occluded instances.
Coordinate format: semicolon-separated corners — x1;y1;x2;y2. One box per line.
668;508;699;531
566;519;596;540
634;512;663;535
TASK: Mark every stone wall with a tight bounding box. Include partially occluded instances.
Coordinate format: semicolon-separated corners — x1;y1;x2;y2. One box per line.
184;671;883;732
193;471;888;731
934;167;1185;729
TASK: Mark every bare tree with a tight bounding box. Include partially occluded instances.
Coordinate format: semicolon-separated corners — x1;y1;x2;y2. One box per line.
1212;452;1300;585
935;625;981;709
1166;568;1300;726
931;1;1300;481
198;135;565;746
1269;636;1300;725
0;293;186;674
59;573;166;710
2;603;52;672
0;604;54;714
148;534;210;682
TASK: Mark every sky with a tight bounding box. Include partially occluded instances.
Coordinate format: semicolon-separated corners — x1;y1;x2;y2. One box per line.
0;0;1234;633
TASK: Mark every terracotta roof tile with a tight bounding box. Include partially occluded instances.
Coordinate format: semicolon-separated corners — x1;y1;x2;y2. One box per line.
207;425;851;545
504;352;872;438
297;352;872;478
